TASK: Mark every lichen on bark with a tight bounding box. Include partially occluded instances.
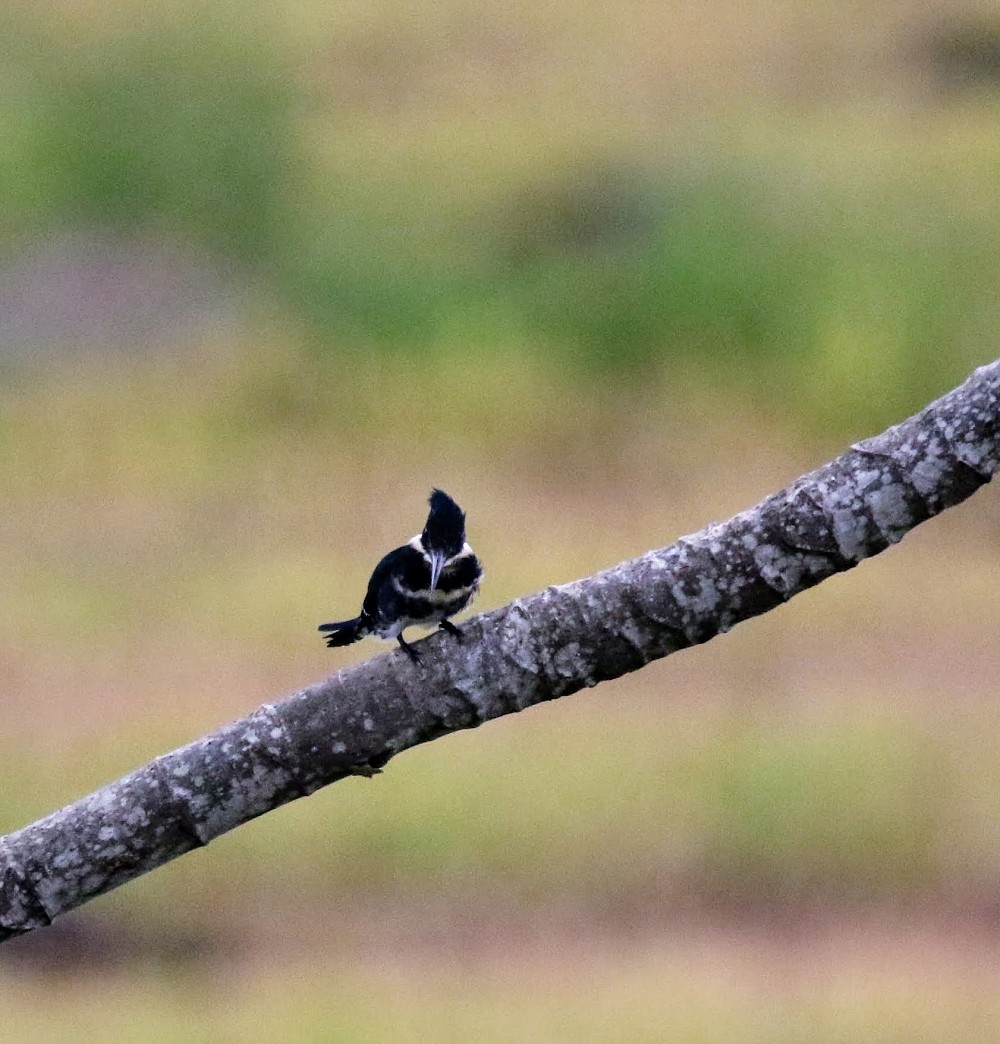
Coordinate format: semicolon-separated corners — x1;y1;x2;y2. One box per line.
0;360;997;942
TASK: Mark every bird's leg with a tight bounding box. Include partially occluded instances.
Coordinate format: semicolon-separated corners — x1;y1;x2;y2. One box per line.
439;619;463;641
397;634;420;662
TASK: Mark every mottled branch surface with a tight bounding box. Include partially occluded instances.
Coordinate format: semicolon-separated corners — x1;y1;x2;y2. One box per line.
2;362;999;942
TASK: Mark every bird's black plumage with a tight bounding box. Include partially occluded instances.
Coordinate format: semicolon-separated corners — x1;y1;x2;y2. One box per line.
319;489;482;661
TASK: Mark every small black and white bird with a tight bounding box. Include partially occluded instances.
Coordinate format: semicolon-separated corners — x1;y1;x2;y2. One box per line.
318;489;482;662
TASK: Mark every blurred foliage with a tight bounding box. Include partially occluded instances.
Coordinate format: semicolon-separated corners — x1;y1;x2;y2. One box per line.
6;948;1000;1044
1;11;292;264
7;943;1000;1044
1;4;1000;432
701;719;949;904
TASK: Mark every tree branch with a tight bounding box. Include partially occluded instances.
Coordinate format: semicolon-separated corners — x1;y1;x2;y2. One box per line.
2;361;998;942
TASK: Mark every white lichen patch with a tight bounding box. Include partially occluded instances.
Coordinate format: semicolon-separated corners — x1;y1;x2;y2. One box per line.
669;573;720;616
552;641;581;675
123;806;150;829
500;601;538;672
910;451;948;496
51;846;82;870
551;641;597;688
199;763;291;841
448;678;494;719
752;544;804;595
954;440;987;470
854;468;883;491
618;616;652;655
830;507;868;560
866;481;912;543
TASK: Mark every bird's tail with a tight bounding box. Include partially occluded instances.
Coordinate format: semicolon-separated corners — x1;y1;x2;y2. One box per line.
318;616;369;648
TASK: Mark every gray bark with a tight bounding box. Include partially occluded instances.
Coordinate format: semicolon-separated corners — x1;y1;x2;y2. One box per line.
1;360;998;942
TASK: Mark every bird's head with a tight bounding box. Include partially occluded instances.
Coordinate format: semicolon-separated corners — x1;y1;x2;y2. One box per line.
421;488;466;590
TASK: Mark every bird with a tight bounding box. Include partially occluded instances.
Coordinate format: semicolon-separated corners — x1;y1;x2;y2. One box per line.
318;489;482;662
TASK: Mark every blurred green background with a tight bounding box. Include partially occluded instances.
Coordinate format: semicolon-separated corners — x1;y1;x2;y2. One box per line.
2;0;1000;1039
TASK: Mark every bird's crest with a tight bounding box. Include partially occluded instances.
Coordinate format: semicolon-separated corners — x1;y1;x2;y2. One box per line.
422;488;466;556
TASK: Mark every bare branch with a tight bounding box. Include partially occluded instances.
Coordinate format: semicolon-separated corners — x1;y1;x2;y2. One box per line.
2;360;998;942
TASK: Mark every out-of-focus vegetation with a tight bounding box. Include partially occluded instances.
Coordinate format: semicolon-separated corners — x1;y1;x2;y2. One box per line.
4;3;1000;425
2;0;1000;1040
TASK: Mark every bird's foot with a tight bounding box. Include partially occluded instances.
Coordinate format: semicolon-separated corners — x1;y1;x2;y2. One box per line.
439;620;463;641
397;634;421;662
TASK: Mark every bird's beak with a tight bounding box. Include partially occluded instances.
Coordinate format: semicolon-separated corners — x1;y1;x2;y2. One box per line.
429;551;447;591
